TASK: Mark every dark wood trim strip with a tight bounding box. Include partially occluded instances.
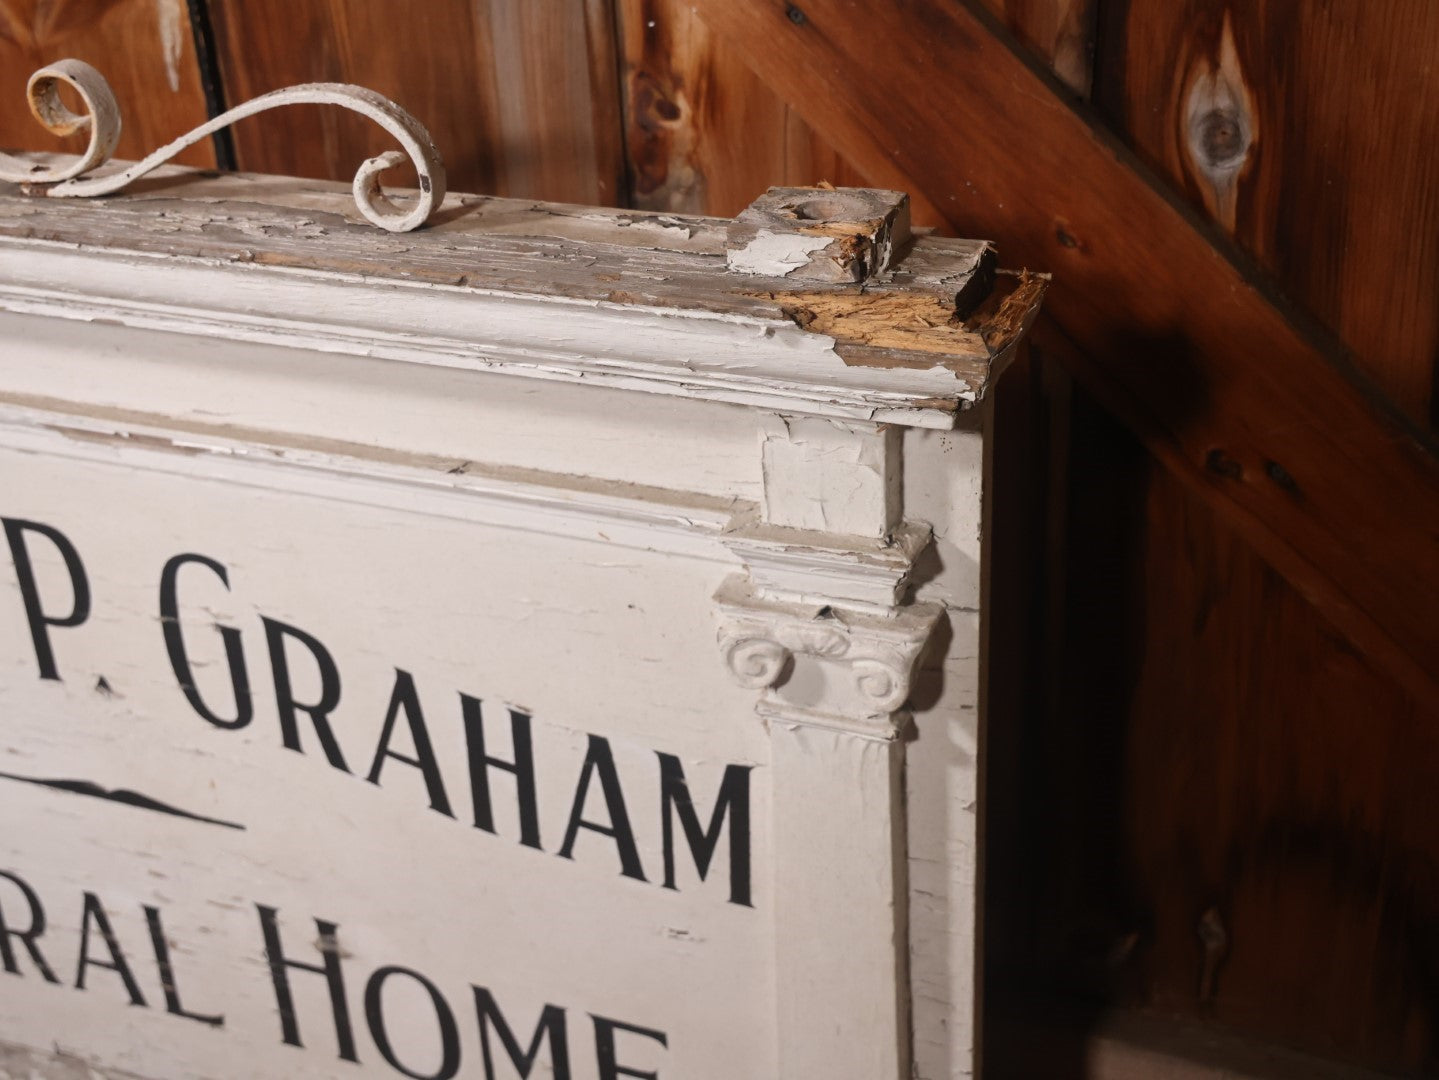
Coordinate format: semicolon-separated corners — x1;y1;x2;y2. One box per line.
183;0;237;170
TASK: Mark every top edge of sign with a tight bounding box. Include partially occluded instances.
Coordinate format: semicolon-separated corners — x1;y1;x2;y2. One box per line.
0;160;1046;427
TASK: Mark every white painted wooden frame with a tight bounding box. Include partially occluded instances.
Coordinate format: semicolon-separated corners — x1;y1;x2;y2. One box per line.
0;165;1040;1080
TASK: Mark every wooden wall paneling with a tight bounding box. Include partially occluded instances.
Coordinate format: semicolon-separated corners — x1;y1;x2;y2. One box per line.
614;0;947;225
685;0;1439;716
1121;462;1439;1073
617;0;776;215
0;0;213;167
206;0;626;205
1043;3;1439;1067
471;0;627;205
988;371;1439;1073
1095;0;1439;427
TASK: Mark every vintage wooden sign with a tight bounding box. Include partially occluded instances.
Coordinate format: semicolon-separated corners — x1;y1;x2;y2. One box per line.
0;74;1041;1080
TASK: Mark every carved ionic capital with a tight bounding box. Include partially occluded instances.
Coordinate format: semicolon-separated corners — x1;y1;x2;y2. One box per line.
715;575;941;739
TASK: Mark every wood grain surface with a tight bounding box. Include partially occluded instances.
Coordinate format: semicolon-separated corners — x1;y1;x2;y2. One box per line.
1122;464;1438;1071
0;0;213;168
615;0;949;226
206;0;625;205
1003;390;1439;1072
978;0;1098;97
1096;0;1439;427
968;5;1439;1070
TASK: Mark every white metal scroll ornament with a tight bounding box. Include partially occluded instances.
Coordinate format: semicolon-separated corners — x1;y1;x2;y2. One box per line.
0;59;445;232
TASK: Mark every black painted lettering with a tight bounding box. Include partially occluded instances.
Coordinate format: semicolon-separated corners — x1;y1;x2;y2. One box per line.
658;753;753;907
592;1015;669;1080
366;670;453;818
0;869;58;983
365;965;460;1080
144;905;223;1027
159;553;253;729
462;695;541;850
256;904;357;1062
473;987;571;1080
75;893;145;1006
2;518;90;681
558;736;646;882
262;618;349;772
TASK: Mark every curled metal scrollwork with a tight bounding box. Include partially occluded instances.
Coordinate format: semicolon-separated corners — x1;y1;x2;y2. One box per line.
0;59;446;233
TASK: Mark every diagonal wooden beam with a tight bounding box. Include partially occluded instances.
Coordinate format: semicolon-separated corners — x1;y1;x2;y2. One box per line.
689;0;1439;709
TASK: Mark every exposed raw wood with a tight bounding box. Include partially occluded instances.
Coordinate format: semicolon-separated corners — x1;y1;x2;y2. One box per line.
1097;0;1439;424
756;271;1044;367
687;0;1439;713
0;164;1020;427
0;0;213;169
206;0;626;205
726;185;911;283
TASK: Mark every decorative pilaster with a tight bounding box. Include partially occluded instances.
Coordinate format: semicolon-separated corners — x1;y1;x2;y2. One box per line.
714;428;942;1078
716;562;939;1080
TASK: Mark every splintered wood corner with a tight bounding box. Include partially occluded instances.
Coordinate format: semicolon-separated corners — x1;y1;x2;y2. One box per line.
0;164;1042;424
760;269;1046;361
723;182;1040;381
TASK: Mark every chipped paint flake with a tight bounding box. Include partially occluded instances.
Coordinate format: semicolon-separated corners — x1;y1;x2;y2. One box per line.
727;232;831;276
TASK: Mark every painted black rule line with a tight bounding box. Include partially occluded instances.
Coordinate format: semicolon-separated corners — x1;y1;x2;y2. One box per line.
0;770;246;831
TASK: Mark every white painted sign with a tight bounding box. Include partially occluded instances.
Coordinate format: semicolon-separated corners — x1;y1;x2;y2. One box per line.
1;420;779;1079
0;166;1040;1079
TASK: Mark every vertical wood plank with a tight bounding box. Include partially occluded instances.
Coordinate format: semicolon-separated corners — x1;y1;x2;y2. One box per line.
993;373;1439;1074
615;0;947;225
1096;0;1439;425
206;0;626;205
0;0;214;167
1121;464;1439;1073
471;0;627;205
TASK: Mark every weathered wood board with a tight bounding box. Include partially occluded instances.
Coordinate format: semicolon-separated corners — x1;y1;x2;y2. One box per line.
0;164;1040;1078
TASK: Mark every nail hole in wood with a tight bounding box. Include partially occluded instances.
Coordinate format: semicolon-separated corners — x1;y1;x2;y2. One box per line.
1205;448;1242;479
1197;108;1249;170
1265;460;1300;495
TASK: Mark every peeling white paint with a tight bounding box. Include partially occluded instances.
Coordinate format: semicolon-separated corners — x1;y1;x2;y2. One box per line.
726;231;831;276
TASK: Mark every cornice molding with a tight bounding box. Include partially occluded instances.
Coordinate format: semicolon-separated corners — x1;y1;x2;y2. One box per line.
721;514;932;611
